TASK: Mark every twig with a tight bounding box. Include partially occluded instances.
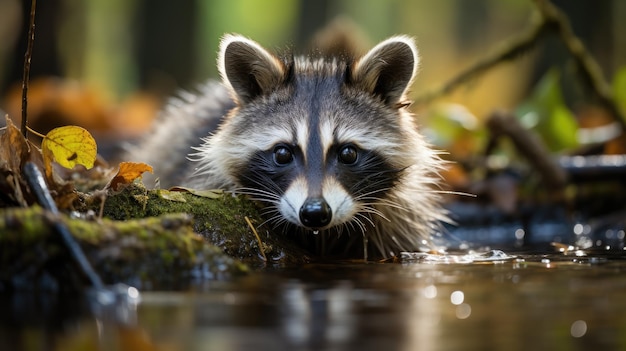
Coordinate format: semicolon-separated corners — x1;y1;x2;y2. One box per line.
21;0;37;139
22;161;105;289
532;0;626;131
244;216;267;262
414;0;626;131
413;10;549;106
27;126;45;138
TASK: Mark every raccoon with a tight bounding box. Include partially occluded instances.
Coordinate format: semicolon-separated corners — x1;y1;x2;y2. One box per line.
129;34;448;258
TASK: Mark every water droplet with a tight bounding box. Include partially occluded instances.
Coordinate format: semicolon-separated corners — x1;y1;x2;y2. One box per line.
570;320;587;338
127;286;140;300
455;303;472;319
423;285;437;299
573;223;584;235
450;290;464;305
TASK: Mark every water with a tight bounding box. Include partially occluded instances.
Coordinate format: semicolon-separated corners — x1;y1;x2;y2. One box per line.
2;249;625;350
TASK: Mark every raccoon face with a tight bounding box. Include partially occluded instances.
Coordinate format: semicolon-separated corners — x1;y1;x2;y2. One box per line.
215;34;419;232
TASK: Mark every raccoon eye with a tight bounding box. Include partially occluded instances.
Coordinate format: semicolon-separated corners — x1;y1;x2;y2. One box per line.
273;145;293;165
338;145;358;165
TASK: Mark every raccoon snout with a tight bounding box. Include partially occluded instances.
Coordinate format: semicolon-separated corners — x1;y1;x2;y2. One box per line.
299;197;332;228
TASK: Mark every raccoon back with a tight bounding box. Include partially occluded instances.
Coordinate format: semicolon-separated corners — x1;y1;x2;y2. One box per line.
125;81;234;188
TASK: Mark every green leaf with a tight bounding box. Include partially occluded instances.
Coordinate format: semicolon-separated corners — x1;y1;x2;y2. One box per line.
612;65;626;116
516;69;578;152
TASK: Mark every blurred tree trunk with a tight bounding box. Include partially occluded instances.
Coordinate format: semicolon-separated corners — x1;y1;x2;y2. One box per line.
296;0;331;50
136;0;197;98
1;0;62;95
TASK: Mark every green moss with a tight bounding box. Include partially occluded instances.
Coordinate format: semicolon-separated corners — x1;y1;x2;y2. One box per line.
1;181;312;291
92;183;311;266
0;206;248;291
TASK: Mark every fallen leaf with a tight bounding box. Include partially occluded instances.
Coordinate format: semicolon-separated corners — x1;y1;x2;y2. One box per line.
0;116;31;206
157;189;187;202
108;162;154;191
41;126;97;174
0;116;30;172
169;186;224;199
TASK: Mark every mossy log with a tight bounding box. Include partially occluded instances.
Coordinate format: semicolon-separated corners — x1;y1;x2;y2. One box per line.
88;183;312;266
0;206;247;291
0;182;312;291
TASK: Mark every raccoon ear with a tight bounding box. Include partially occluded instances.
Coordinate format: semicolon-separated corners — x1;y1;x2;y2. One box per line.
350;35;419;106
218;34;286;104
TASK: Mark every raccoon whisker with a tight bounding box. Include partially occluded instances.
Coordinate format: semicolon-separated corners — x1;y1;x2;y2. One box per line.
358;206;389;224
355;218;367;234
352;186;408;213
267;214;289;230
339;217;356;235
353;186;392;200
350;176;390;194
430;190;476;198
234;187;282;200
368;233;386;258
247;196;280;206
350;167;403;190
270;219;287;231
362;199;410;213
253;206;281;227
331;223;344;237
349;216;367;234
238;173;284;194
243;182;282;197
249;198;280;206
233;188;283;208
355;211;377;228
257;216;277;230
259;207;281;219
337;224;345;237
352;192;404;224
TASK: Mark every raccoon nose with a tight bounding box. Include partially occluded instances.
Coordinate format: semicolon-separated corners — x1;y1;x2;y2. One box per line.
299;198;332;228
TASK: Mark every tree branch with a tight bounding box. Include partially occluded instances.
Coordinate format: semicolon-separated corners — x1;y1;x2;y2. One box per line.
533;0;626;130
414;0;626;131
414;11;549;106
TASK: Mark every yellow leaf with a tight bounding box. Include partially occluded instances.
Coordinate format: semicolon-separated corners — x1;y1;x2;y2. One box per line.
41;126;97;170
169;186;224;199
108;162;154;191
157;189;187;202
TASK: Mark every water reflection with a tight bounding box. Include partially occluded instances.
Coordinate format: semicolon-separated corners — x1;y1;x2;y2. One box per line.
2;253;626;350
280;281;356;347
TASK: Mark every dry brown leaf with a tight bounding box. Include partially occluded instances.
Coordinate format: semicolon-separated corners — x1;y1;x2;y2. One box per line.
108;162;154;191
1;116;30;172
0;116;31;206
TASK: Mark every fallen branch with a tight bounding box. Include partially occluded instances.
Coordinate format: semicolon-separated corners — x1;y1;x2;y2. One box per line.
23;161;105;289
485;110;567;190
414;10;549;106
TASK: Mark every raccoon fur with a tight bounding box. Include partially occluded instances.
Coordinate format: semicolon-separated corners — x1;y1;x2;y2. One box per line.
128;34;448;259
